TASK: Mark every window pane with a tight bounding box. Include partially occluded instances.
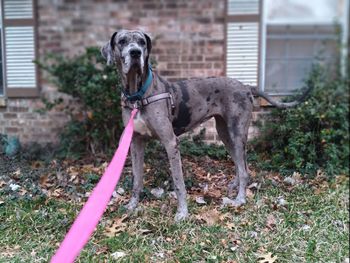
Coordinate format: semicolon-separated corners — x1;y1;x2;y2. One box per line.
265;60;287;93
314;39;338;58
286;60;313;92
266;39;286;57
265;0;344;24
265;25;339;93
288;39;315;58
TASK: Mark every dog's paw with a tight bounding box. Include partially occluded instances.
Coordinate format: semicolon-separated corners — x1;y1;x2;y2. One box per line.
124;199;138;211
221;197;246;208
232;197;246;207
174;209;188;222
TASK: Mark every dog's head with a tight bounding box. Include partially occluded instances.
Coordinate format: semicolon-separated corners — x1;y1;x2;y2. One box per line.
101;30;152;76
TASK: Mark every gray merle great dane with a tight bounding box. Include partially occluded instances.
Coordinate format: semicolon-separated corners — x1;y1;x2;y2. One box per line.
101;30;310;221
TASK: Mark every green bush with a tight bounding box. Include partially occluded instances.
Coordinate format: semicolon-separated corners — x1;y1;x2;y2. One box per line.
38;47;123;157
251;66;349;176
180;130;228;160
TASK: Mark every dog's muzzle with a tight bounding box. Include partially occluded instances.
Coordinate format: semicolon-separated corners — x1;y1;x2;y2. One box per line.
130;48;142;59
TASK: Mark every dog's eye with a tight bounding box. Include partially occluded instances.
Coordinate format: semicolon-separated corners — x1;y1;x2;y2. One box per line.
139;39;146;46
118;38;126;45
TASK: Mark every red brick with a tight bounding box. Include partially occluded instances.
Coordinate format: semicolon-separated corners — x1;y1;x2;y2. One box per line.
159;70;179;76
5;127;19;133
3;113;17;119
8;107;29;112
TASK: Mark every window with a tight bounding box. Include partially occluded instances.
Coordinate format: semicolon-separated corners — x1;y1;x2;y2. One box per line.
226;0;349;95
0;0;38;98
265;25;338;94
262;0;348;94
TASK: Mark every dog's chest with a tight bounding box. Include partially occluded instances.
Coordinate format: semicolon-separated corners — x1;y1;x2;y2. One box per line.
133;112;153;136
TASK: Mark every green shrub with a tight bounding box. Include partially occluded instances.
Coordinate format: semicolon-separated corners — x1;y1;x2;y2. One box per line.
180;130;228;160
38;47;123;157
251;66;349;176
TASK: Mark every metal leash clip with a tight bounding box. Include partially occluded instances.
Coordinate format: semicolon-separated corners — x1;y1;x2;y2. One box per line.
132;100;142;109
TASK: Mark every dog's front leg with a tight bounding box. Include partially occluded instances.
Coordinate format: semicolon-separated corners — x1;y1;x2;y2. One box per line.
162;135;188;222
125;134;146;211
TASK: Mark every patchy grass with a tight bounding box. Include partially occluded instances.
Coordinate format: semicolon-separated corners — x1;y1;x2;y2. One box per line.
0;153;349;262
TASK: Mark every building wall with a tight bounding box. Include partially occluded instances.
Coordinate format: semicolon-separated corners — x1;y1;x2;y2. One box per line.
0;0;260;145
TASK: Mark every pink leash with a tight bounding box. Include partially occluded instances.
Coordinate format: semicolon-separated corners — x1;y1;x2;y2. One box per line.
51;109;138;263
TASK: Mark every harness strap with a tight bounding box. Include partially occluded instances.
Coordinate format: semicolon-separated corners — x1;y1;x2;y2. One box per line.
122;92;175;110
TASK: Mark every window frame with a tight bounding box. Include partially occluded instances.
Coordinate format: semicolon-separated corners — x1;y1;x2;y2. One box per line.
0;2;4;97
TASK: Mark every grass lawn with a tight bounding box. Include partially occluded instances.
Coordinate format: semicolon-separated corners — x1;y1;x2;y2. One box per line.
0;152;349;262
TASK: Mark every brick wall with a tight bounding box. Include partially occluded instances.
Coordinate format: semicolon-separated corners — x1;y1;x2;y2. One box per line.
0;97;69;144
0;0;260;145
37;0;225;78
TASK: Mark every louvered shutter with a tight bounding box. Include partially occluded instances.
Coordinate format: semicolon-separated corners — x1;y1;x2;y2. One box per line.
226;0;261;87
2;0;39;97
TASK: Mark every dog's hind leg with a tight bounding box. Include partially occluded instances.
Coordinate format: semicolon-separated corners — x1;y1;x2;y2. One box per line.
229;114;251;206
229;135;249;206
125;135;146;211
215;116;239;195
217;111;251;206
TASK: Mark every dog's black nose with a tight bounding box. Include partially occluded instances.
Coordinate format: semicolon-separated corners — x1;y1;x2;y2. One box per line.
130;49;141;59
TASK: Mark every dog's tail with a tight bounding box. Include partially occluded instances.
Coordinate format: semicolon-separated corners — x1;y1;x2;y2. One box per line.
250;86;313;109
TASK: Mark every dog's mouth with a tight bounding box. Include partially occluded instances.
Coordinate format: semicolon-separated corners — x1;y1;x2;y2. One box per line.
130;58;142;68
121;55;144;75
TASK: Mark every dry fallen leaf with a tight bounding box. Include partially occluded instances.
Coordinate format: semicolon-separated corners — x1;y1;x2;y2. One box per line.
9;184;20;191
195;209;221;226
195;196;207;205
0;245;21;258
50;189;64;198
246;188;255;199
95;246;108;255
266;214;277;230
257;252;277;263
19;188;27;196
104;214;128;237
39;174;49;187
58;208;67;215
111;251;127;259
12;169;21;178
31;161;43;169
225;222;235;230
150;187;164;199
138;229;153;235
0;180;6;188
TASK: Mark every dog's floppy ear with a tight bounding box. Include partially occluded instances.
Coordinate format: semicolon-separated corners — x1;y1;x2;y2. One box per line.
100;31;118;65
110;31;118;51
143;32;152;56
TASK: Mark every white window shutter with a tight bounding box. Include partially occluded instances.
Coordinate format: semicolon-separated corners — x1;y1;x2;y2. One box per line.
228;0;260;15
3;0;38;97
4;0;34;19
226;0;260;86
